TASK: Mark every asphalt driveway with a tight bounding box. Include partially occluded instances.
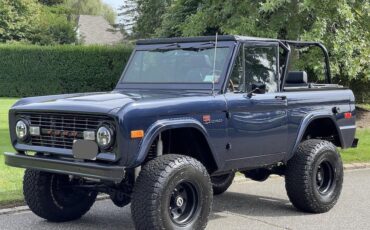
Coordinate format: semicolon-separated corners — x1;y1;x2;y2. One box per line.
0;168;369;230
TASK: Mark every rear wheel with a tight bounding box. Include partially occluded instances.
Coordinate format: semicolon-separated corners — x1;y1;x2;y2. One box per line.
285;139;343;213
243;168;271;182
211;172;235;195
23;169;97;222
131;154;212;230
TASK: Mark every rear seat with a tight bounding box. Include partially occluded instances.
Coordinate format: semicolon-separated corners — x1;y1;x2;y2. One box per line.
284;71;308;87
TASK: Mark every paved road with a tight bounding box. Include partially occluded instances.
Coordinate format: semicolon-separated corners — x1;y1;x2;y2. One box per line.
0;169;369;230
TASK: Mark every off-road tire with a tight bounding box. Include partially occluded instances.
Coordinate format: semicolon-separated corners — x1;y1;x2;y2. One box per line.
131;154;213;230
211;172;235;195
285;139;343;213
23;169;97;222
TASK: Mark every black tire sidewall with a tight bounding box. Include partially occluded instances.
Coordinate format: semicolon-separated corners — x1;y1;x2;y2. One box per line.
161;165;211;230
211;172;235;195
285;140;344;213
131;155;212;230
24;170;97;222
311;149;343;204
49;174;97;212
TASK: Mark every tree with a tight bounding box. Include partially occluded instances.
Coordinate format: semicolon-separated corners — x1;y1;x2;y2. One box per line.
102;5;117;25
132;0;172;38
0;0;41;42
30;6;76;45
118;0;137;36
156;0;201;37
64;0;117;24
163;0;369;84
0;0;77;45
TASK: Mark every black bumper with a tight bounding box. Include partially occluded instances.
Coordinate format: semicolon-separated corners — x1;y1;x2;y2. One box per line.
4;152;125;182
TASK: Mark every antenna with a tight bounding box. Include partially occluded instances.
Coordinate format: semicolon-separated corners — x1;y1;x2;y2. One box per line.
211;32;218;96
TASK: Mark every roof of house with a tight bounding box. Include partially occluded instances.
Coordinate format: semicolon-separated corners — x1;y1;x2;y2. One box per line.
77;15;123;45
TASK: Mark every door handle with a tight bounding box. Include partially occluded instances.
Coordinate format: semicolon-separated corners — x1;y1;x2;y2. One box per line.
275;95;287;100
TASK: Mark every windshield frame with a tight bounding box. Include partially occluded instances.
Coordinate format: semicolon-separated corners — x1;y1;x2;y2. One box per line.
115;41;236;92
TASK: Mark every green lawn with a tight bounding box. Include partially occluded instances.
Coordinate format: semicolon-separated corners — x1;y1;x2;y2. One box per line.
357;104;370;111
341;129;370;163
0;98;24;206
0;97;369;206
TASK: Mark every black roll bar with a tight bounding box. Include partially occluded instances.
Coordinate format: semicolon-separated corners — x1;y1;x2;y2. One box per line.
284;41;332;84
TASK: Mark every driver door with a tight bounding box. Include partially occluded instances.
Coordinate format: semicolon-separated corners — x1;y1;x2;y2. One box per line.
224;42;288;170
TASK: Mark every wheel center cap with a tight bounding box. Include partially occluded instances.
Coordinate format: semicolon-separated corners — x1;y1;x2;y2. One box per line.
176;196;184;207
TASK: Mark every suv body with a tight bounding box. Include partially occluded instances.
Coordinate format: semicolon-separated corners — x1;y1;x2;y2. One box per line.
5;35;357;229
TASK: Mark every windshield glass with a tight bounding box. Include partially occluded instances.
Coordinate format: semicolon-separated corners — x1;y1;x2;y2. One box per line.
122;46;231;84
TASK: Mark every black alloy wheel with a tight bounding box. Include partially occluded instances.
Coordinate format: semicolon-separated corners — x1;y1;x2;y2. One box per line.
169;181;200;225
315;160;335;195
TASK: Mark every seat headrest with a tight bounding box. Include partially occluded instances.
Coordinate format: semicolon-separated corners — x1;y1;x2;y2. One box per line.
286;71;308;84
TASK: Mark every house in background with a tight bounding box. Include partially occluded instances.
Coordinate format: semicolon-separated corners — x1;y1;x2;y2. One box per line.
77;15;124;45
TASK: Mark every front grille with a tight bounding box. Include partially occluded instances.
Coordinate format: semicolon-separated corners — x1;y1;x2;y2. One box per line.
20;112;114;149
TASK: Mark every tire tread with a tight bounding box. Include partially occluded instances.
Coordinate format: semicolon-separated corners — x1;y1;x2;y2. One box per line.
23;169;96;222
285;139;343;213
131;154;212;230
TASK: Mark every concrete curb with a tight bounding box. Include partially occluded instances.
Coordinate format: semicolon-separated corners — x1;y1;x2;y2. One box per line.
0;205;29;215
0;164;369;215
234;163;370;183
0;194;109;216
343;163;370;170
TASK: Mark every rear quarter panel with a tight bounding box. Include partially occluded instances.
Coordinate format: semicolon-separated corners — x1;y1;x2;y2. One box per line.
285;89;355;160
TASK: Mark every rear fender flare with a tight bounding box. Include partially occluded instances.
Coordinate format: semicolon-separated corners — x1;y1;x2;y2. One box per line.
287;113;343;160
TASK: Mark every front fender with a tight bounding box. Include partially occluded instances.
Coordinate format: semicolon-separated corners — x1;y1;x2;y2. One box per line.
287;112;343;160
129;118;219;168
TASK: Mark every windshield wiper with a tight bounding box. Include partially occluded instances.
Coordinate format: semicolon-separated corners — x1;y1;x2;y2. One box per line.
149;42;216;52
149;43;181;52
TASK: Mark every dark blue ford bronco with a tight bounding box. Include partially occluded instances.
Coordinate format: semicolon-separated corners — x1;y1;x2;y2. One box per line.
5;35;357;229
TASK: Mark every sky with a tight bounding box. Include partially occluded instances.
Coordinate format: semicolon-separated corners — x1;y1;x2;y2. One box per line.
103;0;134;32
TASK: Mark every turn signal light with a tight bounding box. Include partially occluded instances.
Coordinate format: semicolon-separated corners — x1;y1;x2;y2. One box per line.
131;130;144;139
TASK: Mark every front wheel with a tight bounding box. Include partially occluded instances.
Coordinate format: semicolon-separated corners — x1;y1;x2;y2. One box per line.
285;139;343;213
23;169;97;222
131;154;213;230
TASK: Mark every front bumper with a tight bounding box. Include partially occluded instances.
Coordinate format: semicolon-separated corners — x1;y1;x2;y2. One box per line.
4;152;125;182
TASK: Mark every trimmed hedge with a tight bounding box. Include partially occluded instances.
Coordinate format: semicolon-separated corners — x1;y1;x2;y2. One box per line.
0;44;133;97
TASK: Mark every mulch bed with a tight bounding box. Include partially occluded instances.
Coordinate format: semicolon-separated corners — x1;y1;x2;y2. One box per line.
356;107;370;129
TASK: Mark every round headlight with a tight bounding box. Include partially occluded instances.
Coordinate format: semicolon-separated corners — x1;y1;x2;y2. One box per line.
16;120;29;140
96;126;114;149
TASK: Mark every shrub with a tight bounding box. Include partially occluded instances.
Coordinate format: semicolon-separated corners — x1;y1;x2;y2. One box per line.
0;44;133;97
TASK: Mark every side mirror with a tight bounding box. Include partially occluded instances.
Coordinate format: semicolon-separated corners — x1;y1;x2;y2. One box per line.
246;82;266;98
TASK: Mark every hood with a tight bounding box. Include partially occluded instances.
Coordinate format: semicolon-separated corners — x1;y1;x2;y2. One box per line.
12;92;135;114
11;91;207;114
